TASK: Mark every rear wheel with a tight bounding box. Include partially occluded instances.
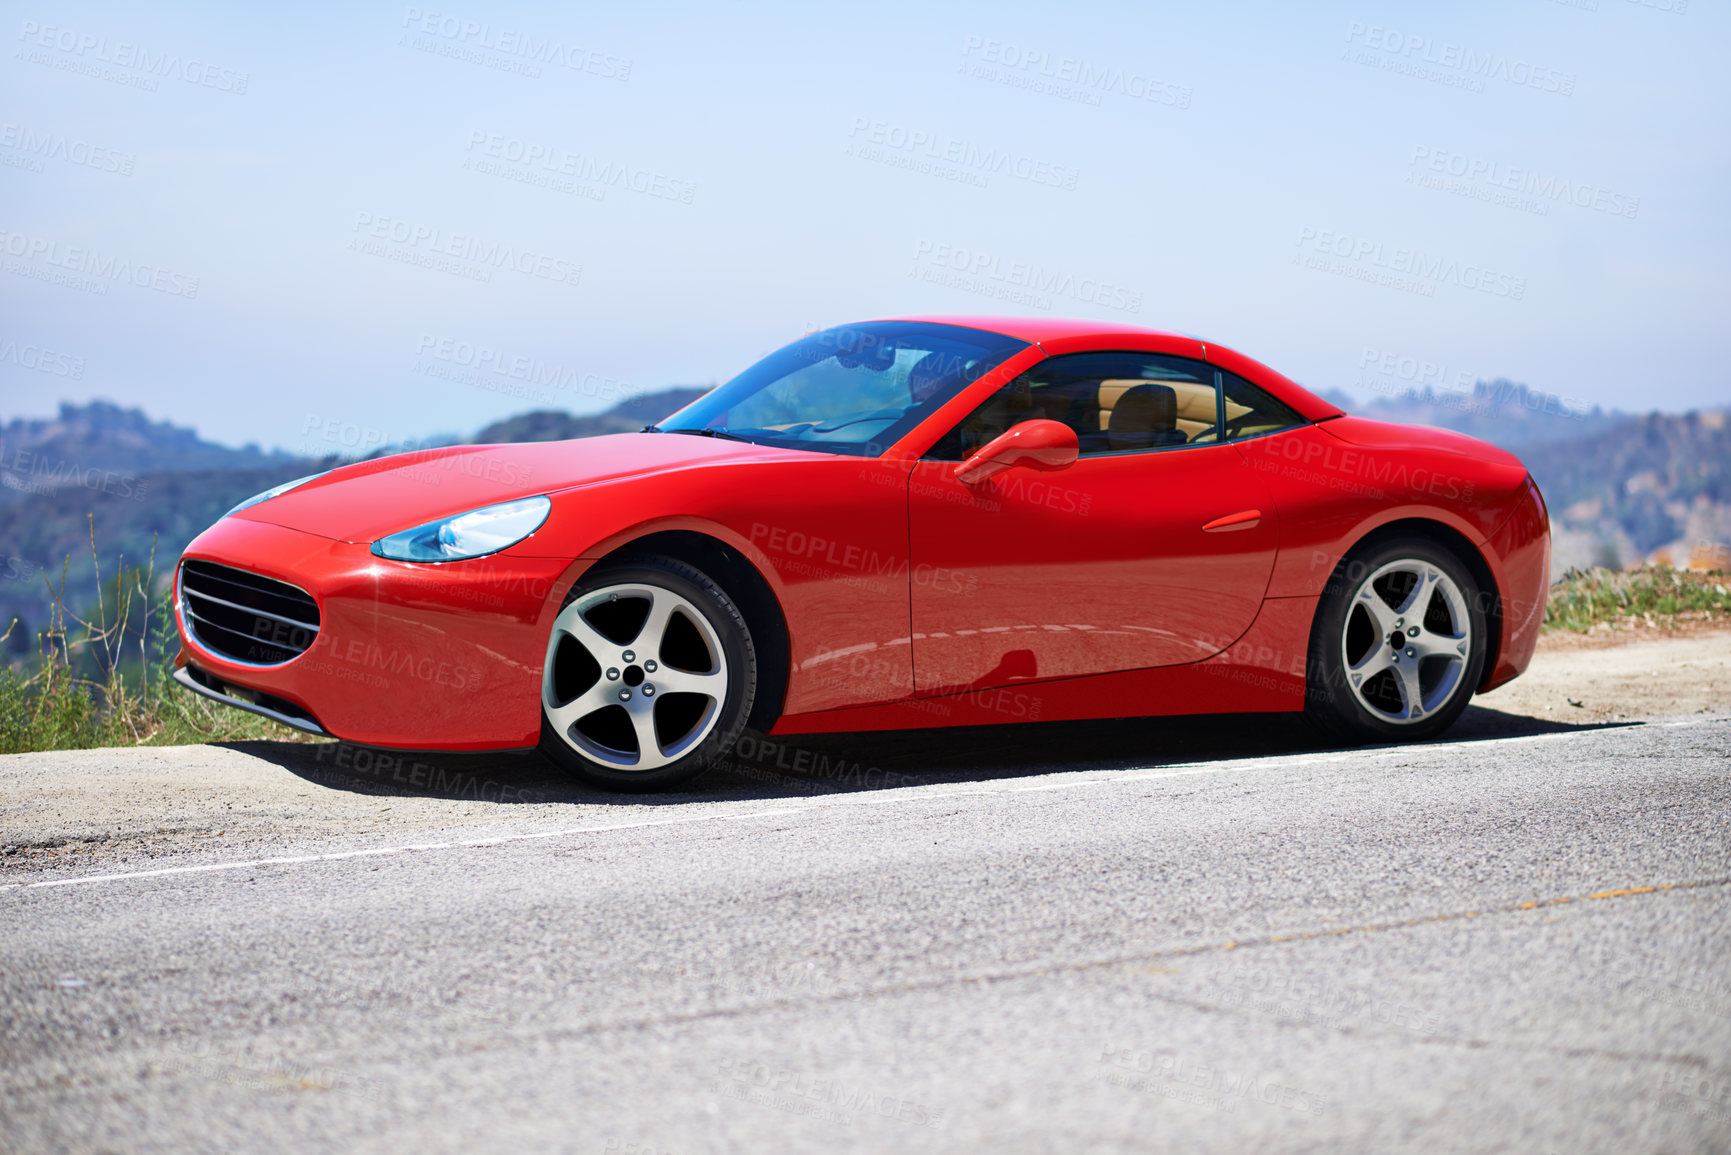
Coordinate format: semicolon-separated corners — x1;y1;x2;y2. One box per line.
539;555;755;791
1306;537;1487;743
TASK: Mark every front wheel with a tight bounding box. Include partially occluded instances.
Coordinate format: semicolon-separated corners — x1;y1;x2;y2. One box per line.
539;555;756;792
1305;537;1488;744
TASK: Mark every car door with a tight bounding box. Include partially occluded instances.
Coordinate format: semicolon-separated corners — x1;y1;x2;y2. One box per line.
906;350;1280;696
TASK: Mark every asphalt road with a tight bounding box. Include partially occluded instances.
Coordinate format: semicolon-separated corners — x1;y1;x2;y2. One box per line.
2;708;1729;1154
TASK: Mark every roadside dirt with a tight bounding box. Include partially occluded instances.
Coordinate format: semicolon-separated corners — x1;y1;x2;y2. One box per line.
1528;611;1730;650
1476;626;1731;723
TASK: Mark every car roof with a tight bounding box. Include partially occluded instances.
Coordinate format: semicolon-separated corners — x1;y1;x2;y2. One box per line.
878;315;1343;422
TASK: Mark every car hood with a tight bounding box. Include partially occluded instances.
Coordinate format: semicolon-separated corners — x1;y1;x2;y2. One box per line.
233;433;810;543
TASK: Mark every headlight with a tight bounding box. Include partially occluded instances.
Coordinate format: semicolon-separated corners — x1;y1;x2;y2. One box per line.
226;473;325;518
370;496;552;563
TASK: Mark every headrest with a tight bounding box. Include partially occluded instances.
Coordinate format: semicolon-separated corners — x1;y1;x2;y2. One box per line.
1108;383;1178;450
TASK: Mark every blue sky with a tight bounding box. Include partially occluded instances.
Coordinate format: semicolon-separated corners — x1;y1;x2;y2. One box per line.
2;0;1726;451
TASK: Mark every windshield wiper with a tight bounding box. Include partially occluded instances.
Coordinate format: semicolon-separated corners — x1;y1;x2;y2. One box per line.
666;427;752;443
640;424;662;433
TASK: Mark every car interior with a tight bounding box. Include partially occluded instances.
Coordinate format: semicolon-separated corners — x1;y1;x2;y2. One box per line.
945;374;1251;456
929;354;1310;461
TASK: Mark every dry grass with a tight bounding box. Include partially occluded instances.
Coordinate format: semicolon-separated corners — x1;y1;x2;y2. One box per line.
1543;565;1731;633
0;519;313;754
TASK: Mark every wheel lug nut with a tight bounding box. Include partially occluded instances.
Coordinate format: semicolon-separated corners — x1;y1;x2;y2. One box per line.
606;668;620;681
1405;647;1416;658
642;685;654;696
1407;626;1419;637
622;650;635;662
644;660;657;672
1394;619;1404;629
618;689;631;701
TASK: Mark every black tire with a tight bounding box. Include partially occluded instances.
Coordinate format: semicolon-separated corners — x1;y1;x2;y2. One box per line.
538;554;756;792
1305;536;1488;744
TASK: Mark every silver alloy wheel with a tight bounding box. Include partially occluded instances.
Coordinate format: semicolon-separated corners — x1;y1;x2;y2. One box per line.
542;582;728;771
1340;558;1472;725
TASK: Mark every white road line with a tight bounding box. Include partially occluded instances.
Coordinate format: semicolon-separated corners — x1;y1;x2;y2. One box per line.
0;809;798;894
4;716;1721;897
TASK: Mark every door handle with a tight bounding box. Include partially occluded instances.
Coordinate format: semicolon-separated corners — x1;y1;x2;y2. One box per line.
1202;509;1262;533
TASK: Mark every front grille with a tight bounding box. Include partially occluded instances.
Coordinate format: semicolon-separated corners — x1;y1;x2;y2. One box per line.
179;559;321;666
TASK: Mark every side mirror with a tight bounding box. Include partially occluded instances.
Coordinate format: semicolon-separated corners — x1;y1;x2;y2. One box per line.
954;419;1079;485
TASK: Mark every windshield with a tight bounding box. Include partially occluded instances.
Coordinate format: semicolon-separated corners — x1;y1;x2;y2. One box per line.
657;321;1029;456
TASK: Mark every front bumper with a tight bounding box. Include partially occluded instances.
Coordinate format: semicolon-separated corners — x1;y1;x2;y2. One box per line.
173;663;329;735
174;516;584;749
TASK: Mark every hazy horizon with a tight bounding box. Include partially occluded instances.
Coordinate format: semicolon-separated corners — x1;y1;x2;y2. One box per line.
4;0;1727;453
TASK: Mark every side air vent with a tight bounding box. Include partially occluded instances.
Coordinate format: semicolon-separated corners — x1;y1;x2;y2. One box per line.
179;559;320;666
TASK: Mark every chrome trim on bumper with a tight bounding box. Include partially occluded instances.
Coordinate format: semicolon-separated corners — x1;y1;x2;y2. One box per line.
171;665;329;737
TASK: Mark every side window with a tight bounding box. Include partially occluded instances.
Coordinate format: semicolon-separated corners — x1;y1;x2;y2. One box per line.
1219;371;1306;442
926;352;1220;460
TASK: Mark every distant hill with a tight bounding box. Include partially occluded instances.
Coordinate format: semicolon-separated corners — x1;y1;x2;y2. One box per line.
1318;379;1624;447
1516;410;1730;574
473;387;707;443
0;401;297;509
1318;383;1728;574
0;388;710;652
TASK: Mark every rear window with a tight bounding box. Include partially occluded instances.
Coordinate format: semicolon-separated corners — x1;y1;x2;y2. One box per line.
1219;371;1306;441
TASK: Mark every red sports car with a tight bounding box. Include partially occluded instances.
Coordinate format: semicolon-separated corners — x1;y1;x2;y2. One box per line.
174;317;1550;790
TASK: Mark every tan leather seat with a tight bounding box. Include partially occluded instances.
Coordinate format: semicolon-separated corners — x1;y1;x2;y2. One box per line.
1108;383;1187;450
